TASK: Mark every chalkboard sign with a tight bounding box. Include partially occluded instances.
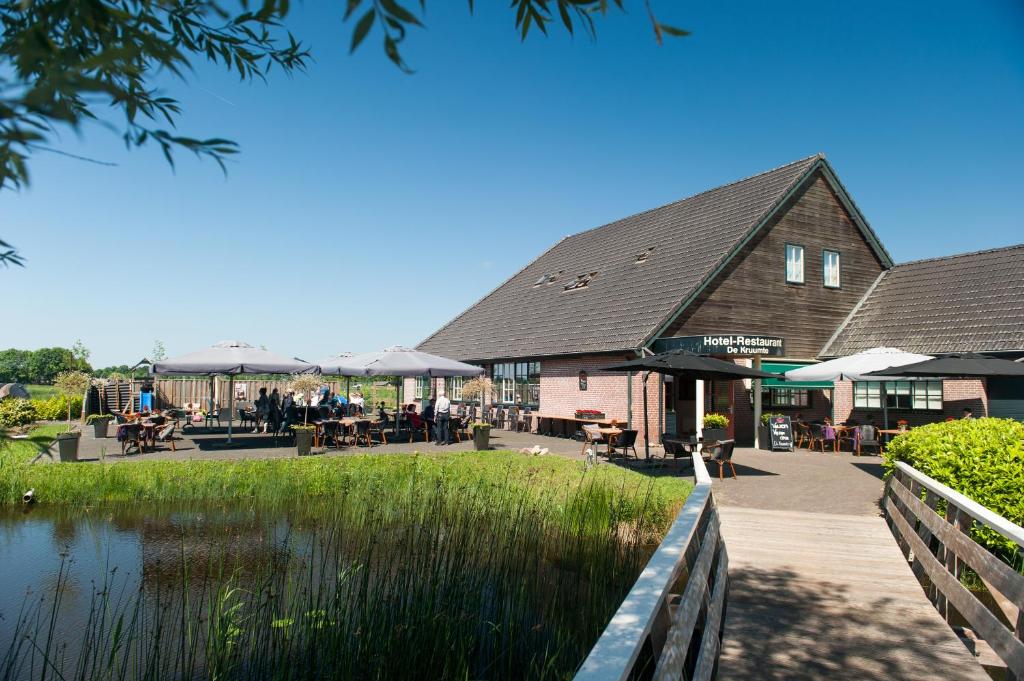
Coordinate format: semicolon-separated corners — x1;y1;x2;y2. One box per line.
767;415;794;451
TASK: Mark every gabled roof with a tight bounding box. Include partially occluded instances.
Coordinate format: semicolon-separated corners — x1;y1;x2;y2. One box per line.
822;244;1024;357
418;155;890;362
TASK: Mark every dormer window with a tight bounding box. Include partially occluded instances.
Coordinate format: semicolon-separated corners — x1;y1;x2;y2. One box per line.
563;272;596;291
533;271;564;287
635;248;654;264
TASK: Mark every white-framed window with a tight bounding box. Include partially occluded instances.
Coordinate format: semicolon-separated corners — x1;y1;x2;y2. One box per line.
415;376;431;400
491;362;541;406
823;249;841;288
785;244;804;284
854;381;943;410
445;376;464;401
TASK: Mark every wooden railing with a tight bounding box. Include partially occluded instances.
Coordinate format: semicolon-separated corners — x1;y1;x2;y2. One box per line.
575;454;728;681
884;462;1024;680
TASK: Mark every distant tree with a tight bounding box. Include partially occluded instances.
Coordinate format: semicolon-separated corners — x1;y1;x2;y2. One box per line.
71;339;92;371
152;340;167;362
26;347;76;383
94;365;133;379
0;348;30;383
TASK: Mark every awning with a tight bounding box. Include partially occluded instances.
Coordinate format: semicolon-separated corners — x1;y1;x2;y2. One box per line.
761;362;834;389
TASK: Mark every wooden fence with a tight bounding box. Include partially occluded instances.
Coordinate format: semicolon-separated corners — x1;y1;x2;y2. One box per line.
885;462;1024;680
575;455;728;680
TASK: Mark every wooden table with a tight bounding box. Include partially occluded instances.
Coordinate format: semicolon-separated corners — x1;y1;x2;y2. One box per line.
597;427;623;456
527;412;621;437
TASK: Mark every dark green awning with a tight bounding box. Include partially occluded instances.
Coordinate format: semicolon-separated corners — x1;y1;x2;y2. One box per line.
761;362;834;389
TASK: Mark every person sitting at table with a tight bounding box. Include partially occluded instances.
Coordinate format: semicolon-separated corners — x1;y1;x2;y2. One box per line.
350;392;365;414
279;390;298;434
405;404;423;430
962;407;974;419
254;387;269;433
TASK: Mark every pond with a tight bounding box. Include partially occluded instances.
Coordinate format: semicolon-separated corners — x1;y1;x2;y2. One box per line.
0;481;663;680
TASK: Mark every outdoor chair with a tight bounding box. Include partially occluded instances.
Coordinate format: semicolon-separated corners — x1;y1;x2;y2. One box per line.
205;400;224;430
838;425;858;452
319;420;343;449
809;424;836;453
580;423;609;457
349;420;373;448
610;429;639;458
466;405;477;421
705;439;737;480
239;408;256;430
155;423;178;452
451;416;469;443
794;422;811;449
368;419;389;446
506;409;522;433
856;424;882;456
117;423;143;456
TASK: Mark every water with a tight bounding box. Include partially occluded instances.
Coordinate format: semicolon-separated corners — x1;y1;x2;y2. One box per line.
0;498;655;680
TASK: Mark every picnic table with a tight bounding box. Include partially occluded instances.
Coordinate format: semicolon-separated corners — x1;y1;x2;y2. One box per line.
526;412;621;437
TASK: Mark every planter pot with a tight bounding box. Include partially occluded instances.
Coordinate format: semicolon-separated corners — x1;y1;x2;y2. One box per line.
91;418;112;439
56;432;81;462
758;426;772;450
702;428;727;445
472;427;491;451
295;430;314;456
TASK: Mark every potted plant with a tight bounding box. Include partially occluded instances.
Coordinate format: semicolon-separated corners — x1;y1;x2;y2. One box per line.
54;370;91;422
87;413;112;438
758;412;783;450
293;425;316;456
471;422;491;450
897;419;909;432
702;412;729;444
55;426;82;462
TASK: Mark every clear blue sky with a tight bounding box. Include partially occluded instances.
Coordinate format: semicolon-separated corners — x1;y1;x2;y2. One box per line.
3;1;1022;369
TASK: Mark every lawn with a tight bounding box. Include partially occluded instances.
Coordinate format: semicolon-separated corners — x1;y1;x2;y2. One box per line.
24;383;58;399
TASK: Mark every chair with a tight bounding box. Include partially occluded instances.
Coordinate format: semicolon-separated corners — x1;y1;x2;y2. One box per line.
794;422;811;449
349;420;373;448
466;405;478;422
239;408;256;431
451;415;469;443
610;430;639;458
810;424;836;453
705;439;737;480
155;423;178;451
319;420;343;449
368;419;389;446
205;399;223;430
117;423;142;455
837;425;858;453
580;423;609;457
856;424;882;456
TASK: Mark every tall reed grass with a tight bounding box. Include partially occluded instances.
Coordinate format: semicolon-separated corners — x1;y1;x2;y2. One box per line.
2;468;687;680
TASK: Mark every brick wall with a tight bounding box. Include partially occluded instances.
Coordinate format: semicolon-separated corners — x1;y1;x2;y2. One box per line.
834;378;987;426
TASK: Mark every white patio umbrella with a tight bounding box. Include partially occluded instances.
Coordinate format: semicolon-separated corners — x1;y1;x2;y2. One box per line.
317;346;484;431
151;340;315;444
785;347;933;429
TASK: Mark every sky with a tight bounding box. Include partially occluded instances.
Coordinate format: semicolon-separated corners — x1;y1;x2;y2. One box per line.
2;1;1023;369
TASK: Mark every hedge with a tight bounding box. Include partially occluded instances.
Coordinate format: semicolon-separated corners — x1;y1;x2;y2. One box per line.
883;418;1024;561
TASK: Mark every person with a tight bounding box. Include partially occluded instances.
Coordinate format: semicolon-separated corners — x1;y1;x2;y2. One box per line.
406;403;423;430
422;398;435;441
254;387;269;433
962;407;974;419
266;388;282;434
350;391;365;414
434;393;452;445
280;389;296;433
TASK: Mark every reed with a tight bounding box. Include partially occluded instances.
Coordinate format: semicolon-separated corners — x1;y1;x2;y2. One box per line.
1;469;689;680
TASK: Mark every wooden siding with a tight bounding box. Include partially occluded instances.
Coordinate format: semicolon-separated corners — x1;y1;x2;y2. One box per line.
662;172;886;358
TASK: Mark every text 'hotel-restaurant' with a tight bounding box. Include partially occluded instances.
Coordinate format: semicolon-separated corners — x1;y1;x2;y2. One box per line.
404;154;1024;445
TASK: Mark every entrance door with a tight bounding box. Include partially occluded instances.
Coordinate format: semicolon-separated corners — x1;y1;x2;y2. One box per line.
707;380;735;440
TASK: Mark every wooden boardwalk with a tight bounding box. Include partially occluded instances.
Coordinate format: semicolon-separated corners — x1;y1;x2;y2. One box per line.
716;506;989;680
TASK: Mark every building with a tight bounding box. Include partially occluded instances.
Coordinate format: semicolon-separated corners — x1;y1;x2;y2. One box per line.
408;155;1024;443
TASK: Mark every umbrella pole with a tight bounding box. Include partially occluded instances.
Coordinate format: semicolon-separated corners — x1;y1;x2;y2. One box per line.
642;371;650;460
882;382;889;431
395;378;400;435
347;377;351;401
227;375;234;444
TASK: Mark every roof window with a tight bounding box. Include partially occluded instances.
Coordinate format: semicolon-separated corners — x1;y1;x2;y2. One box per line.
533;270;564;287
563;272;597;291
635;248;654;264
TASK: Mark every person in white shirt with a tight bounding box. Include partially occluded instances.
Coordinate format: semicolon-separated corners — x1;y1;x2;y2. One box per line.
434;394;452;445
350;392;365;415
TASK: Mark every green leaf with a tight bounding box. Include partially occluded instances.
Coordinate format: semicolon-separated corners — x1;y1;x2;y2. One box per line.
350;9;376;53
658;24;691;38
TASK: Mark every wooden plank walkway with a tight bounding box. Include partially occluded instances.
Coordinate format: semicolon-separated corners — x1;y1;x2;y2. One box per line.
716;505;990;680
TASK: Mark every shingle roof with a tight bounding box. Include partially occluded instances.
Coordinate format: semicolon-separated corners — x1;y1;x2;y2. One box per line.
822;244;1024;357
418;155;853;361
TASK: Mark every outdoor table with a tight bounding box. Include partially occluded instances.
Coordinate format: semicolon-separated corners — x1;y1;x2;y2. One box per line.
597;427;623;456
878;428;910;450
527;412;621;437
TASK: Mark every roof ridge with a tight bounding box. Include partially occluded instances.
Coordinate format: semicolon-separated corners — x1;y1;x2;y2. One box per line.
564;154;824;241
893;242;1024;268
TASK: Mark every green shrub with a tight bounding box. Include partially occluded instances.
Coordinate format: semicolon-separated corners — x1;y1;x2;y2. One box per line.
760;412;784;426
0;398;37;428
883;418;1024;559
30;395;83;421
703;412;729;429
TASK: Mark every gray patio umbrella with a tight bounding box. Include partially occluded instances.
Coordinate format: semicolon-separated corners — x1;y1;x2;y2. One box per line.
864;353;1024;379
317;347;484;432
151;340;315;444
603;350;779;459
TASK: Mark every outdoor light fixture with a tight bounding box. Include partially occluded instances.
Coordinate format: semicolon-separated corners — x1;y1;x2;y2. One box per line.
578;371;588;391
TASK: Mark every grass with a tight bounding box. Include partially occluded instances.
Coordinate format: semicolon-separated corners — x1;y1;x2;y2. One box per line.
24;383;58;399
1;430;693;680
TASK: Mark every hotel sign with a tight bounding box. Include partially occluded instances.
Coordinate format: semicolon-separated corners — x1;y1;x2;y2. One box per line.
654;334;786;357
